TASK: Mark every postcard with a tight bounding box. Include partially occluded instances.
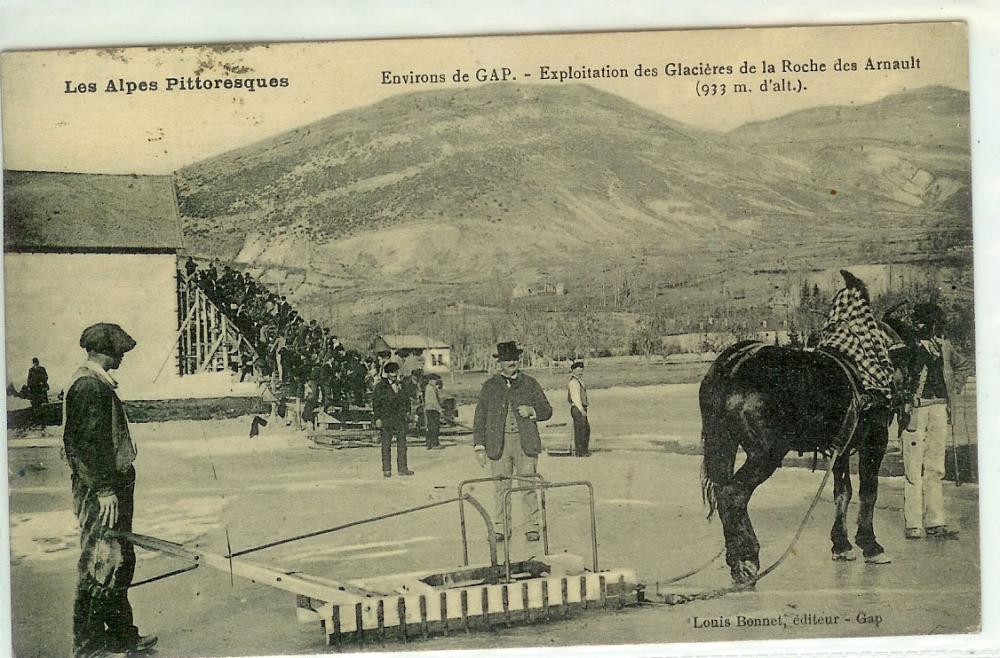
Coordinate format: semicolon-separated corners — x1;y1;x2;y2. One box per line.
1;20;977;658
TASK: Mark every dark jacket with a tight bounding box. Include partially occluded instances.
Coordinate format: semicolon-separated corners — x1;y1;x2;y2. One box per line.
26;365;49;392
63;370;135;495
372;378;410;428
26;365;49;404
911;337;972;423
473;372;553;460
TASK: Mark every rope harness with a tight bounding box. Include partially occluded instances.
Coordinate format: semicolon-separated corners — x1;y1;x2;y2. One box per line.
650;342;868;605
651;446;843;605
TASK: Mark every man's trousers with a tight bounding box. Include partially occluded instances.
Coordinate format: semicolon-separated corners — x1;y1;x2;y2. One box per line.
425;410;441;448
380;424;409;473
902;402;949;530
571;407;591;456
489;433;540;535
72;467;138;655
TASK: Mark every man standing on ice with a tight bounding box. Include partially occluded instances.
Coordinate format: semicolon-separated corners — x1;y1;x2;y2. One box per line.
64;323;157;658
900;302;972;539
473;341;552;543
567;360;591;457
373;361;414;477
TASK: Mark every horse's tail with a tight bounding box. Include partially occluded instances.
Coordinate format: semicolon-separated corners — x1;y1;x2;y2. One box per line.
699;343;754;520
700;438;720;520
699;392;726;522
700;419;736;521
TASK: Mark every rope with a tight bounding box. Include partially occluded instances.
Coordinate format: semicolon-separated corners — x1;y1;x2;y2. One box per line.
651;448;842;605
227;496;463;558
131;564;199;588
652;546;725;594
127;497;466;589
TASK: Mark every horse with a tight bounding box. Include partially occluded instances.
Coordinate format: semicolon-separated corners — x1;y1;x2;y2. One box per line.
699;334;913;585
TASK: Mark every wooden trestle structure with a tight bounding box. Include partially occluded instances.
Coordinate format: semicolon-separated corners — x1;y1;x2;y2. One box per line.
171;271;257;378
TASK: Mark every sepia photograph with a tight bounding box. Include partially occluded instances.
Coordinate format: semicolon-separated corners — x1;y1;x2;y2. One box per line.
0;15;986;658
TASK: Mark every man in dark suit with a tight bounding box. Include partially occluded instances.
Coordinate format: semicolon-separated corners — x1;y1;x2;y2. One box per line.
473;341;552;542
372;362;413;477
26;357;49;430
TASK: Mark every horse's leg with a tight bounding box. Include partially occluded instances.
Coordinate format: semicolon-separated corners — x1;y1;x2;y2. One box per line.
718;449;785;585
715;483;751;583
830;451;856;560
856;410;891;562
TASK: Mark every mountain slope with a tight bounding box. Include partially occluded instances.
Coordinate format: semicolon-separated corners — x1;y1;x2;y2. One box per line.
175;83;971;332
729;86;971;213
177;84;889;274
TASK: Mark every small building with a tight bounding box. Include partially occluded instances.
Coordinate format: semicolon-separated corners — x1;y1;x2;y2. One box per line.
372;335;451;373
511;281;566;300
3;169;256;400
660;330;791;354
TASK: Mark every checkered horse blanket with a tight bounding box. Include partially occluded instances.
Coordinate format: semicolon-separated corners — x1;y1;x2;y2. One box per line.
818;287;894;396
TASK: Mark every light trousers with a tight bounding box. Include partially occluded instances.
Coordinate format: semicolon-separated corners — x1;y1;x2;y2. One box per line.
490;432;540;534
902;402;949;529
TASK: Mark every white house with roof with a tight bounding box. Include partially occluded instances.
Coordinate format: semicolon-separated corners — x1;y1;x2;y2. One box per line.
372;335;451;373
3;169;257;400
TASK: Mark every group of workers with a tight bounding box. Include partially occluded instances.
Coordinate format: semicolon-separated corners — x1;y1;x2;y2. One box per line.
58;282;966;656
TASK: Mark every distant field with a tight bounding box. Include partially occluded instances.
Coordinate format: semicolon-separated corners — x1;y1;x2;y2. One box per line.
438;359;712;405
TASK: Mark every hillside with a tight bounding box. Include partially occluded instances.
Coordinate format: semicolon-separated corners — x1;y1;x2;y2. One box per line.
175;83;972;346
729;85;971;214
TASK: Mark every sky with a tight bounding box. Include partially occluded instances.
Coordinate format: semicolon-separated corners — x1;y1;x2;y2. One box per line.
0;21;968;175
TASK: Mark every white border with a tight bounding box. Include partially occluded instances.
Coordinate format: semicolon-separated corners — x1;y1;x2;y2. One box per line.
0;1;997;658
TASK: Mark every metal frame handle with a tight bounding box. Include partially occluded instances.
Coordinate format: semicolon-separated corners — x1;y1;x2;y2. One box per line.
457;475;548;566
501;480;598;583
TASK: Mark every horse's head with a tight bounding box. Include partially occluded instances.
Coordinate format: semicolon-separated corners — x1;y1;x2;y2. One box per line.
880;297;918;368
881;304;923;430
888;345;915;395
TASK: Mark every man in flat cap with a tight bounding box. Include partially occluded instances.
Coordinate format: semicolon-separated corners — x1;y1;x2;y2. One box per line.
64;323;157;657
473;341;552;542
567;361;591;457
901;303;972;540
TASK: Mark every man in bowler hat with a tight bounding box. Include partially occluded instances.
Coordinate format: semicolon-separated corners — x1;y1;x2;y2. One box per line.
372;361;414;477
64;323;157;657
473;341;552;542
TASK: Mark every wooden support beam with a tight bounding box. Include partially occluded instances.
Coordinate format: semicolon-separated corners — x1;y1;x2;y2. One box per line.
154;301;199;382
197;330;227;374
207;300;216;369
220;313;230;373
114;530;375;605
200;292;209;366
284;570;388;599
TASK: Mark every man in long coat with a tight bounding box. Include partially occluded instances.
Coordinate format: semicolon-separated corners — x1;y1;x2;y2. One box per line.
473;341;552;542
